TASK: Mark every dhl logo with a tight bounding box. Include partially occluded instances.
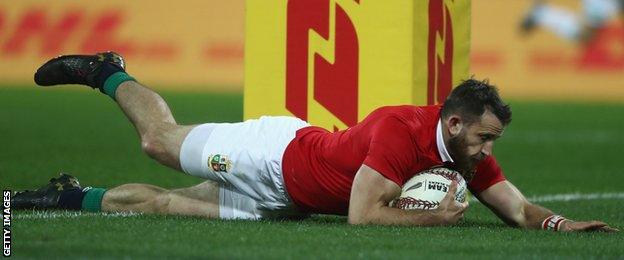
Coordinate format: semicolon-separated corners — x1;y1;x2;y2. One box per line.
0;7;175;58
0;6;243;64
285;0;455;128
427;0;454;105
286;0;360;128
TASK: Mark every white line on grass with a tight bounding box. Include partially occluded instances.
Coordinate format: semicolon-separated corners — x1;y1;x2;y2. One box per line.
527;192;624;203
471;192;624;203
15;211;142;220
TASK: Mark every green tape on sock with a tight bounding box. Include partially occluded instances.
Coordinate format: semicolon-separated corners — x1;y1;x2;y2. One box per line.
81;188;107;212
103;72;136;100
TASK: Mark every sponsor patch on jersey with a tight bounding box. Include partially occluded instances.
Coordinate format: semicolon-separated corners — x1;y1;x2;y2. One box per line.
208;154;232;173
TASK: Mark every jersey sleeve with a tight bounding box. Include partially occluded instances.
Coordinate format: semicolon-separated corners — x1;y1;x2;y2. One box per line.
468;156;507;193
362;116;417;186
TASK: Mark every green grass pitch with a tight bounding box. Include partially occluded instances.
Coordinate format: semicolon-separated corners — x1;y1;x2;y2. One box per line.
2;86;623;258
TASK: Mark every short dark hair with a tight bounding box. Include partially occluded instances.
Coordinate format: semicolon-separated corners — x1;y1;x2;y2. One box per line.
441;78;512;125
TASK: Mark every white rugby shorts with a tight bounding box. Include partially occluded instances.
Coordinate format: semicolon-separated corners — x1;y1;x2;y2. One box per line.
179;116;309;220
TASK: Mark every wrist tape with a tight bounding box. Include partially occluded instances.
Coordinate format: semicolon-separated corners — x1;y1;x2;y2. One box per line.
542;215;567;231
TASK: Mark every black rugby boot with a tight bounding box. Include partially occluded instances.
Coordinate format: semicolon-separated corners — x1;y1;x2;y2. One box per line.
34;51;126;91
12;173;82;210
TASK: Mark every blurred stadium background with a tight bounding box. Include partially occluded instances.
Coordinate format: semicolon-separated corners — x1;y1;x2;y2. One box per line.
1;0;621;98
1;0;623;258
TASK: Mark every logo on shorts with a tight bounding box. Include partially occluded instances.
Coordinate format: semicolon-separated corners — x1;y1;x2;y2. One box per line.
208;154;232;173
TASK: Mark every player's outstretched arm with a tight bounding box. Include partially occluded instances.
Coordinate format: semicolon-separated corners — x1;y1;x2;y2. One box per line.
475;180;619;232
347;165;468;226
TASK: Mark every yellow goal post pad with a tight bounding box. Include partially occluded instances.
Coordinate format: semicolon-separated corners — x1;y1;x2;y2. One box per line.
244;0;470;131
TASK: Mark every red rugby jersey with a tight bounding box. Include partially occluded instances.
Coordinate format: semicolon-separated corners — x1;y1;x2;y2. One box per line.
281;105;506;215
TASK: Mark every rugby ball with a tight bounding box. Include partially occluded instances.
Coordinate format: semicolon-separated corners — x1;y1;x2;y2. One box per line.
389;167;467;210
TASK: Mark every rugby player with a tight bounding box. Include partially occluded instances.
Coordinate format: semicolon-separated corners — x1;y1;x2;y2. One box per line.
13;52;618;232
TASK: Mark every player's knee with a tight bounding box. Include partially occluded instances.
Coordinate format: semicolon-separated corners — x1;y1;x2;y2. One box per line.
140;123;187;170
141;134;164;160
140;125;170;160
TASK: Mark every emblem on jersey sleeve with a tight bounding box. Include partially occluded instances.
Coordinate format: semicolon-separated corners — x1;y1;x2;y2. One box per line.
207;154;232;173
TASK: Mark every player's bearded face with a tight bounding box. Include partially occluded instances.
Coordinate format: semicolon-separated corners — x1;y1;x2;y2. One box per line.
447;130;477;176
447;111;504;178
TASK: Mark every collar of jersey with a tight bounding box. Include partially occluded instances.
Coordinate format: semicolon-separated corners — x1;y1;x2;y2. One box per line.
436;119;454;163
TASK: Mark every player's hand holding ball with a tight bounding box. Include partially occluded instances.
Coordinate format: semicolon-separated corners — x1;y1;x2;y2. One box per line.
390;167;469;225
433;181;469;225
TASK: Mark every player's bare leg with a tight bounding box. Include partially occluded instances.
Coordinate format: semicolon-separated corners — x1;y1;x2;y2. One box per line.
102;181;219;218
25;52;221;217
113;81;194;170
12;173;220;218
33;52;195;171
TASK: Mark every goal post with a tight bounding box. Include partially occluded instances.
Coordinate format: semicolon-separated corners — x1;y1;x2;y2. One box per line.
244;0;470;130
